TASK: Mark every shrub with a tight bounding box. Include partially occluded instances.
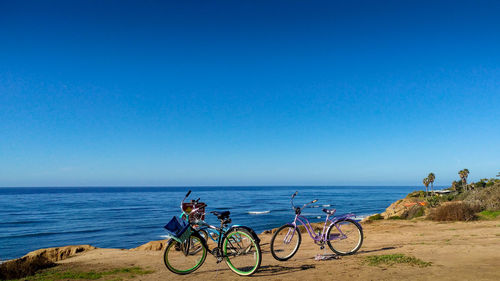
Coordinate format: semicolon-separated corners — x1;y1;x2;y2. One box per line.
428;201;480;221
426;196;440;208
388;216;402;220
464;182;500;211
407;191;426;198
405;205;425;219
438;194;459;202
368;214;383;221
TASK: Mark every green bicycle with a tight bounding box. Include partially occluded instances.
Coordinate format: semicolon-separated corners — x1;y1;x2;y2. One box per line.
163;191;262;276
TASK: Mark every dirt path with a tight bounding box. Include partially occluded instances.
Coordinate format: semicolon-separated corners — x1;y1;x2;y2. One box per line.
57;220;500;280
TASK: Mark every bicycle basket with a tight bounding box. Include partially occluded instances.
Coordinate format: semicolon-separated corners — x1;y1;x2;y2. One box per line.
182;202;206;222
164;216;192;243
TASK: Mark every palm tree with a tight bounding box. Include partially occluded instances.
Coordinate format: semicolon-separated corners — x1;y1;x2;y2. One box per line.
428;172;436;195
459;169;470;191
423;177;430;197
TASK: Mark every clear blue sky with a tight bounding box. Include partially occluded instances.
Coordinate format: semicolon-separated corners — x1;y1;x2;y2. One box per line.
1;0;499;187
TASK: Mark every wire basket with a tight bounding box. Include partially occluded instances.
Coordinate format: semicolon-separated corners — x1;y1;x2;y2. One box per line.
182;202;206;222
164;216;192;243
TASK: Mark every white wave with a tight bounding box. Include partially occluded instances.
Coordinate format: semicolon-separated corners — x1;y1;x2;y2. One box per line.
354;214;370;220
248;210;270;215
322;204;331;207
159;235;172;239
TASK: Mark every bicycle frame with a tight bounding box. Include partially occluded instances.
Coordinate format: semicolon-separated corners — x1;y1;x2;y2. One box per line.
164;191;262;276
180;210;234;243
290;212;356;243
283;191;359;244
179;191;260;245
188;213;258;261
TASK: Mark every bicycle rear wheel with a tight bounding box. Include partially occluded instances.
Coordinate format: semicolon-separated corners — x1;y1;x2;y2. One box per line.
163;232;207;275
223;229;261;276
270;224;301;261
326;219;363;255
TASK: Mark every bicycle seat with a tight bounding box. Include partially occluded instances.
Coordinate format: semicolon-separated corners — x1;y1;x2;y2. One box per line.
322;208;336;215
210;211;230;220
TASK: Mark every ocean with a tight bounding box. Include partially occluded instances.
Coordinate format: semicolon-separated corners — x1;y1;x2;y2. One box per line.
0;186;418;260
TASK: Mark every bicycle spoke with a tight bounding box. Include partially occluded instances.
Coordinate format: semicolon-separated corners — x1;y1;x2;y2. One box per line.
327;219;363;255
224;231;261;275
164;234;207;274
270;225;301;261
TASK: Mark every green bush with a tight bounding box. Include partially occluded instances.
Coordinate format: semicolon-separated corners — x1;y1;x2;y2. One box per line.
477;210;500;220
407;191;426;198
426;196;440;208
437;194;458;202
368;214;383;221
388;216;402;220
405;205;425;219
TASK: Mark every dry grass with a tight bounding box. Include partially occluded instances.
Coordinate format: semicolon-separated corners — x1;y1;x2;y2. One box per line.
428;201;480;221
464;182;500;211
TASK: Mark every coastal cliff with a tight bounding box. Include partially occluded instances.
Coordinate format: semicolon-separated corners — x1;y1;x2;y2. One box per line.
0;245;96;280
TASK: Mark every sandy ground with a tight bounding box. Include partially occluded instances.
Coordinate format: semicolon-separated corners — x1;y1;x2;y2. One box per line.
57;219;500;281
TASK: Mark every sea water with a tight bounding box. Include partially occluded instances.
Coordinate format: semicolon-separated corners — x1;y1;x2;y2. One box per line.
0;186;417;260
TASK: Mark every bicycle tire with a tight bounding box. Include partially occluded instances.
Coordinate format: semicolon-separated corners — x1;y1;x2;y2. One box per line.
163;232;207;275
270;224;301;261
223;229;262;276
326;219;363;255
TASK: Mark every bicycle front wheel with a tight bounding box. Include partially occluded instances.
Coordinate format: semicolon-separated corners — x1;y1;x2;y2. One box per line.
326;219;363;255
189;229;208;254
163;232;207;275
270;224;301;261
223;229;261;276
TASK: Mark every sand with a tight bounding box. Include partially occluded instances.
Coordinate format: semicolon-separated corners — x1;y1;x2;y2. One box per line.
52;219;500;281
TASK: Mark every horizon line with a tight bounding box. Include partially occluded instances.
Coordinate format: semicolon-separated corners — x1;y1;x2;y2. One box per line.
0;184;442;188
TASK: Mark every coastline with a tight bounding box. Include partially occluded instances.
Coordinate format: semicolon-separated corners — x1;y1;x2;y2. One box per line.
3;186;500;281
3;219;500;281
0;185;415;260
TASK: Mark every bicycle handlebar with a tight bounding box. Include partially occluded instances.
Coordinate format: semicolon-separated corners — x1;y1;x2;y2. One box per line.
290;191;318;210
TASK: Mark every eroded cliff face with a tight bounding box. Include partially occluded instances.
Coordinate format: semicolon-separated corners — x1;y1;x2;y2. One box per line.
0;245;97;280
23;245;97;262
380;197;430;219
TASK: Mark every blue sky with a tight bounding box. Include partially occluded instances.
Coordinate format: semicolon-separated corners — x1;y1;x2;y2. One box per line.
1;0;499;187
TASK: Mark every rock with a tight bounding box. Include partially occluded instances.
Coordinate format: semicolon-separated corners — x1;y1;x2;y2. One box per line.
23;245;97;262
0;245;96;280
380;198;426;219
132;240;168;251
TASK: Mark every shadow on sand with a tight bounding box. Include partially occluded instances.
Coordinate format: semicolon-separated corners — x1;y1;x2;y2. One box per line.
357;246;397;254
253;264;315;276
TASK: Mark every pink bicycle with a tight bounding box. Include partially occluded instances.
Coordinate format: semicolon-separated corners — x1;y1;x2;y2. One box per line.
270;191;363;261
